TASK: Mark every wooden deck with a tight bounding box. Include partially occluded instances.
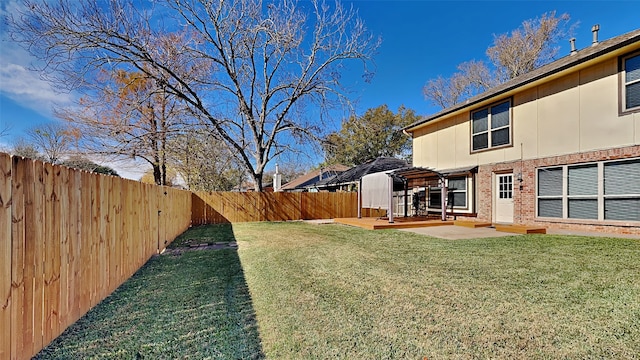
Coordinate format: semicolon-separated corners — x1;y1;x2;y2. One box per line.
334;217;454;230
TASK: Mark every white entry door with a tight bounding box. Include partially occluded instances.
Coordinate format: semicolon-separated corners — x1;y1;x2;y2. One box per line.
495;174;514;223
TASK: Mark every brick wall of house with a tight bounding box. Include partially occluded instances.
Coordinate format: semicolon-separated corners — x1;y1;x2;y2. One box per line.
462;145;640;235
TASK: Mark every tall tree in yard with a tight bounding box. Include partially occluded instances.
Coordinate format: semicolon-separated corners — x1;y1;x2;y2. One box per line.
322;105;419;166
9;0;380;191
423;11;572;109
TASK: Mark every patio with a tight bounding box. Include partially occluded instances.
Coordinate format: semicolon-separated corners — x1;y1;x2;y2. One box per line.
334;216;454;230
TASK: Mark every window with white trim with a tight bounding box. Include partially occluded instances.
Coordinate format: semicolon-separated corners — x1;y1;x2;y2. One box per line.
471;100;511;151
623;52;640;112
447;177;467;208
604;159;640;221
537;158;640;221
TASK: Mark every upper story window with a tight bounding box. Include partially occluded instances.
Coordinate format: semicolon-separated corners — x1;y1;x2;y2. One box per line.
623;52;640;112
471;99;511;152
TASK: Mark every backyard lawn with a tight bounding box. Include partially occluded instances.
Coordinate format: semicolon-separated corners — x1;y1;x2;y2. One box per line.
36;222;640;359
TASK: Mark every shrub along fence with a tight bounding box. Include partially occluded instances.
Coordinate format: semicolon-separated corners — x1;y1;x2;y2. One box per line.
1;152;358;360
0;153;192;360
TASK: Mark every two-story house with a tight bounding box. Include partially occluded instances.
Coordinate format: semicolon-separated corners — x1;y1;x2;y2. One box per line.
404;27;640;235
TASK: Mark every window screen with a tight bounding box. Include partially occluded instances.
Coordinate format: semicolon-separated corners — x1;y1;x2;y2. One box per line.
538;167;562;196
471;100;510;151
604;159;640;195
448;177;467;208
538;198;562;218
625;53;640;110
568;164;597;196
604;159;640;221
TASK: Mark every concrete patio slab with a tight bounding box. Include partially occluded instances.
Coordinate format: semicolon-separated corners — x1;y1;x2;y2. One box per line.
399;225;521;240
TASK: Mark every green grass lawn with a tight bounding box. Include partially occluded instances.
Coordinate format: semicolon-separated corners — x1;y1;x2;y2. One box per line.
36;222;640;359
35;224;263;359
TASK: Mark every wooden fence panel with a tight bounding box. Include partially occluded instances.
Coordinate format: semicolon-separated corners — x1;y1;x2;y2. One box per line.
0;153;11;360
3;151;360;360
2;153;194;360
193;191;357;223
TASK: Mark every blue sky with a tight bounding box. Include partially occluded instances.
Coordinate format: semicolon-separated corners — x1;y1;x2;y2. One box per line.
1;0;639;177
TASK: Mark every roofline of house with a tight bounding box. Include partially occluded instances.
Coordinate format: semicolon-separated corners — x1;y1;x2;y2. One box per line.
405;28;640;133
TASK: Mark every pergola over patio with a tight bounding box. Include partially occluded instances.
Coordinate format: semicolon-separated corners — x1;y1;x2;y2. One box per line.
386;166;478;223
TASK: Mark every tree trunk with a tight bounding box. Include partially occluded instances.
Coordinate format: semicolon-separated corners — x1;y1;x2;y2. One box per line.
252;171;263;192
153;164;162;186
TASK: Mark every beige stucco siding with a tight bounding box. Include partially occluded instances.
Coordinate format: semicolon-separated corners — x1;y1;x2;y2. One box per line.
412;57;640;170
536;72;581;157
635;112;640;141
578;59;636;150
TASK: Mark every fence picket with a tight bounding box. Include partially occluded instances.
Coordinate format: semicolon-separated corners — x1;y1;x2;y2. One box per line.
0;153;11;359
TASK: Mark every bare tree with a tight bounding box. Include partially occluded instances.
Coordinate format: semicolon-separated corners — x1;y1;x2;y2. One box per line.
11;139;44;160
422;61;495;109
58;69;189;186
424;11;572;108
24;122;71;163
0;123;10;138
10;0;380;191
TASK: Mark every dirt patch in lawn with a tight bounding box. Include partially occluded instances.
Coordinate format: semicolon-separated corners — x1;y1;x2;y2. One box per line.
162;238;238;255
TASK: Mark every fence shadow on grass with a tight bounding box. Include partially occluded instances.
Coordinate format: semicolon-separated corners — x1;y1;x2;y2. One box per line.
35;223;265;359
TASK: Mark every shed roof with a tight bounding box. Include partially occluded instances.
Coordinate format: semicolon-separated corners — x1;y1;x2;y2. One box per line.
280;164;349;190
317;157;409;186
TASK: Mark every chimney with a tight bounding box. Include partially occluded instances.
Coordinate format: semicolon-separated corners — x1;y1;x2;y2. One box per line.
592;24;600;46
273;163;282;191
569;38;577;55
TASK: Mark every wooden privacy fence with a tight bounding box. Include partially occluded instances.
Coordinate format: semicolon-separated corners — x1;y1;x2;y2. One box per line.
0;153;192;360
191;191;358;225
1;151;359;360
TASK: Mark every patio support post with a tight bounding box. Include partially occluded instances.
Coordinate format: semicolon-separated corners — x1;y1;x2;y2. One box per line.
403;180;408;218
388;175;394;223
440;176;447;221
357;179;362;218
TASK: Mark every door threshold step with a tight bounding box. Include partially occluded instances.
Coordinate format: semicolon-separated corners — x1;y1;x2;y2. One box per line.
494;224;546;234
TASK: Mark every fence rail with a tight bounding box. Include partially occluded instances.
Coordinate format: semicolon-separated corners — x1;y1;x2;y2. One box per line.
1;152;358;360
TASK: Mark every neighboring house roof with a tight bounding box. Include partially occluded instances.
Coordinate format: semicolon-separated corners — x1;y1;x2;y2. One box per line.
317;157;409;186
406;28;640;132
280;164;350;191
